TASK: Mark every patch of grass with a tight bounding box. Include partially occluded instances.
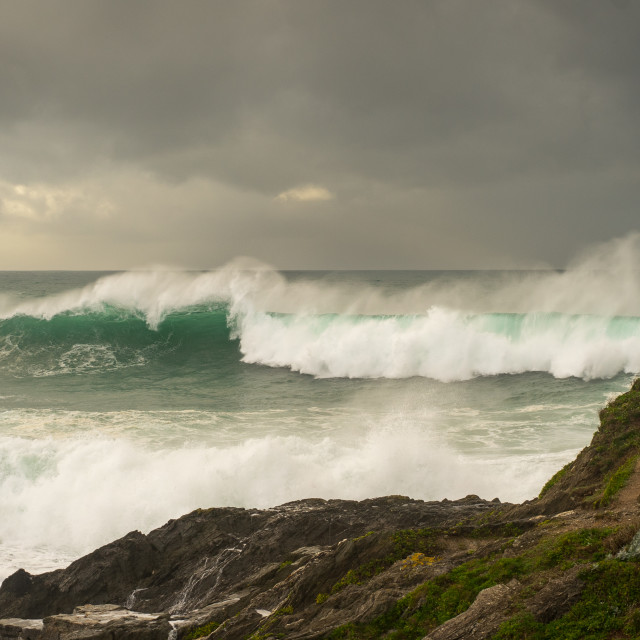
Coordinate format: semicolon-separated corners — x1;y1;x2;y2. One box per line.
328;527;617;640
246;604;293;640
491;612;543;639
278;559;293;570
539;463;571;498
491;559;640;639
329;528;442;595
329;555;526;639
501;522;525;537
596;455;638;507
183;621;219;640
316;592;329;604
530;528;612;570
390;528;439;557
331;559;389;593
352;531;375;541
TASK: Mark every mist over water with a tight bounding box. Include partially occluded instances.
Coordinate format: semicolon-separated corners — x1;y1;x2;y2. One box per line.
0;233;639;581
2;232;640;323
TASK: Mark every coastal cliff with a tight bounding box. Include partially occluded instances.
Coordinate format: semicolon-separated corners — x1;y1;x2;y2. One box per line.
1;379;640;639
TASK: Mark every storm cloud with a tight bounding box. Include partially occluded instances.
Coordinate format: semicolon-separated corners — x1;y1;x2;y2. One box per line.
0;0;638;268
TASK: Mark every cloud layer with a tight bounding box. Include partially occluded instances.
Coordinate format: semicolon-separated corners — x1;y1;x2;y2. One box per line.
0;1;638;269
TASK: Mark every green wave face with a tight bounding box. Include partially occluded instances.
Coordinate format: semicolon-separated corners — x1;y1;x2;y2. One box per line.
473;311;640;340
0;305;236;378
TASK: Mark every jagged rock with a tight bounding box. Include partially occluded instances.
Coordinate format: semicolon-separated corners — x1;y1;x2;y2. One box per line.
524;565;585;623
0;495;499;620
617;529;640;560
0;618;42;640
0;605;169;640
42;605;170;640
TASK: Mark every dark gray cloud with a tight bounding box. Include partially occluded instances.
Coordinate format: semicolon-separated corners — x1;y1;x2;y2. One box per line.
0;0;638;269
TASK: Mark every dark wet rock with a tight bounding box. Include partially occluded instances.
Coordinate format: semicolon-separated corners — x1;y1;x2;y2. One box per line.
0;495;501;627
0;618;42;640
0;571;33;599
0;605;171;640
43;604;170;640
0;531;156;619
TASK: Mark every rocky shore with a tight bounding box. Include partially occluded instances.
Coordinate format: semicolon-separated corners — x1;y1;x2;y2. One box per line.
2;379;640;639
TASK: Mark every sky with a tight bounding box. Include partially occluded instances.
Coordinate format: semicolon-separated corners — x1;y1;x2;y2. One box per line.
0;0;638;270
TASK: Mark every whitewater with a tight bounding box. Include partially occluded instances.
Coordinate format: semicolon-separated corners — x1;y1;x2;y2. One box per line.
1;234;640;582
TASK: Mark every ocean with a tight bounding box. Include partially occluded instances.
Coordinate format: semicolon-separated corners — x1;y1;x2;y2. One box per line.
1;261;639;582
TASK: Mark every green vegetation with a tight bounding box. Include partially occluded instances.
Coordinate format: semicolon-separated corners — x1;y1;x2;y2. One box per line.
331;559;392;594
246;604;294;640
328;527;617;640
596;381;640;461
538;463;570;498
492;559;640;639
596;455;638;507
537;380;640;508
352;531;375;541
390;528;438;557
183;620;219;640
328;528;441;596
278;559;293;569
329;555;524;639
586;383;640;507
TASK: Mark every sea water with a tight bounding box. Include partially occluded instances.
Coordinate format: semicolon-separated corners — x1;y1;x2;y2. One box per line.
1;246;639;581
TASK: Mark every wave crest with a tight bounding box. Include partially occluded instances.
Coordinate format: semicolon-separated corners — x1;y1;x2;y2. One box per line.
233;308;640;381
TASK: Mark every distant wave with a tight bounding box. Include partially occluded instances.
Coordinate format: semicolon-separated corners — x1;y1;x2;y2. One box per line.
1;252;640;381
1;302;639;380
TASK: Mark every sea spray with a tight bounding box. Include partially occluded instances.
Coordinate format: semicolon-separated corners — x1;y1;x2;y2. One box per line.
1;233;640;326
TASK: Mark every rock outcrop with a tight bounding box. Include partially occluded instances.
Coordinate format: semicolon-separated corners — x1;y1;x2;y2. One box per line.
1;379;640;639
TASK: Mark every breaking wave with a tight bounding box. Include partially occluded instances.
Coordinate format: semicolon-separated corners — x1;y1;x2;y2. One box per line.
234;309;640;381
1;265;640;381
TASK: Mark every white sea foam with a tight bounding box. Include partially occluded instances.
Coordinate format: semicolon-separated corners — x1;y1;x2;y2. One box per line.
0;424;570;582
233;308;640;381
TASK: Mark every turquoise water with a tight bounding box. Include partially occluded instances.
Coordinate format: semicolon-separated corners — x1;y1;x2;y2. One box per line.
0;267;638;581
